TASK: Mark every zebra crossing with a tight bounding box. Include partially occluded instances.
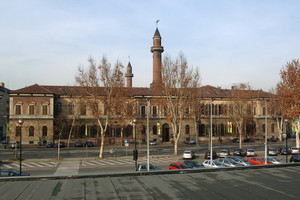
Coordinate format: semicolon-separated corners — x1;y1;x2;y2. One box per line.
1;161;58;169
81;157;178;167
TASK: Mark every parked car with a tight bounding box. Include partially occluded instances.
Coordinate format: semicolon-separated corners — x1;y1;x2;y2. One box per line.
169;162;190;170
246;149;256;157
268;148;278;156
138;163;160;171
291;147;300;154
280;147;291;155
202;160;225;168
46;142;53;148
85;141;94;147
290;155;300;163
231;137;239;143
226;156;252;166
183;161;204;169
268;136;279;142
233;148;246;157
247;157;272;165
218;158;243;167
219;149;230;158
0;169;30;177
183;150;195;159
75;141;84;147
266;157;283;164
149;139;157;145
185;138;196;145
244;138;255;143
205;151;217;159
58;142;65;148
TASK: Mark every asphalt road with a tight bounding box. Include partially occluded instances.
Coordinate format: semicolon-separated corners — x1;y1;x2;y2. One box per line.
1;165;300;199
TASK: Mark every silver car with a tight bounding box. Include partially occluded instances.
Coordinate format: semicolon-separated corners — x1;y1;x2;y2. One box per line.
268;148;278;156
226;156;252;166
218;158;243;167
266;157;283;164
219;149;230;158
202;160;225;168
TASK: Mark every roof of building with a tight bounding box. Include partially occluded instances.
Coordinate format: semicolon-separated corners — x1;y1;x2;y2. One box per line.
11;84;273;99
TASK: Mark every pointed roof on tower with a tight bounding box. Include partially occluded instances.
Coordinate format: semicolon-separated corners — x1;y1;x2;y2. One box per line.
153;28;161;39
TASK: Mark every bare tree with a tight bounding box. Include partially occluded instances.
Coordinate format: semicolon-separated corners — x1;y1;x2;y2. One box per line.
161;52;200;155
277;59;300;147
229;83;253;149
75;56;124;158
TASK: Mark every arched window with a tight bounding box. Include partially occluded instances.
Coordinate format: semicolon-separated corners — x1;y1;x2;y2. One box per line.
29;126;34;136
42;126;48;136
185;125;190;135
153;125;157;135
16;126;21;136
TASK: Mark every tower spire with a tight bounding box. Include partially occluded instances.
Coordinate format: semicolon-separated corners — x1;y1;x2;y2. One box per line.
125;61;133;88
150;26;164;88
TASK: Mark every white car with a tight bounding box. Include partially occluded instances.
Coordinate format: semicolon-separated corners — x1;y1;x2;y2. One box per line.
291;147;300;154
202;160;225;168
219;149;230;158
183;150;195;159
246;149;256;157
266;157;283;164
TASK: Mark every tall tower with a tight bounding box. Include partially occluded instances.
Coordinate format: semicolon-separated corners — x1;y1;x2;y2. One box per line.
150;28;164;88
125;62;133;88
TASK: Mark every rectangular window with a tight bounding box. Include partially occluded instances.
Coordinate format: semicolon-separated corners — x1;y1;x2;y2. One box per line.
42;105;48;115
141;106;146;117
69;103;74;115
153;106;157;116
29;105;34;115
81;104;86;115
15;105;21;115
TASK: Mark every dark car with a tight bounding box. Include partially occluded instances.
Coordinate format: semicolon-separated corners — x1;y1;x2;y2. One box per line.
138;163;160;171
268;136;279;142
231;137;239;143
280;147;291;155
85;141;94;147
290;155;300;163
244;138;255;143
46;142;53;148
205;151;217;159
233;148;246;157
75;141;84;147
183;161;204;169
0;169;30;177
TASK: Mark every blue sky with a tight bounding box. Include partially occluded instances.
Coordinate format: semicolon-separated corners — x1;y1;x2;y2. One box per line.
1;0;300;91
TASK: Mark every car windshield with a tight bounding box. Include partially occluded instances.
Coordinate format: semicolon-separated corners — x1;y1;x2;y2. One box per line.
247;149;254;152
180;164;189;169
213;161;222;166
184;151;191;154
221;150;227;153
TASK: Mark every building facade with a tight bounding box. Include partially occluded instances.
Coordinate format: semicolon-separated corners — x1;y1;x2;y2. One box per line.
8;28;278;146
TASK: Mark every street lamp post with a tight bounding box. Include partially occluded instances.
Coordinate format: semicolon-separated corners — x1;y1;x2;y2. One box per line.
210;98;215;168
146;98;150;171
284;119;289;163
133;117;138;171
114;121;118;157
18;119;24;176
264;99;269;165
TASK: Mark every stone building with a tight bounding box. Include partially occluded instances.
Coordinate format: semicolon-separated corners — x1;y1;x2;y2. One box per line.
8;28;278;146
0;82;10;140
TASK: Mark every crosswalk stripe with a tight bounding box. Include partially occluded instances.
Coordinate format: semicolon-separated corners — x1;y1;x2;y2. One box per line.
40;162;56;167
22;163;36;168
1;164;13;169
26;163;44;167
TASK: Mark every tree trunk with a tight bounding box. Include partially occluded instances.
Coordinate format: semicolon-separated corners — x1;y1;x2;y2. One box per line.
296;121;300;148
67;116;75;148
174;139;178;156
99;133;105;158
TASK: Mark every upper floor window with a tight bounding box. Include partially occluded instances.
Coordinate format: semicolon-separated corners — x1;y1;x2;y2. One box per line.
186;125;190;135
141;106;146;117
68;102;74;115
15;104;21;115
29;105;35;115
81;103;86;115
153;125;157;135
42;105;48;115
16;126;21;136
152;106;157;116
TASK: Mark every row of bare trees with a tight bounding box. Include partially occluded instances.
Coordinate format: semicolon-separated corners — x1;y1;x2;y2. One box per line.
71;53;299;157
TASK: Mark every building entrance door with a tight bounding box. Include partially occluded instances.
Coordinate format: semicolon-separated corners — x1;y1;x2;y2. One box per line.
162;123;169;142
